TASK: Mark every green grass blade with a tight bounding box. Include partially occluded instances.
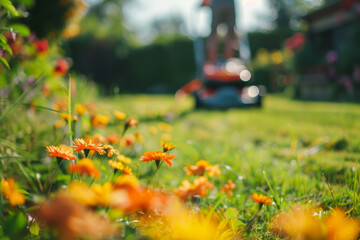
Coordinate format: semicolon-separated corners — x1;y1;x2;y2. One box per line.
205;195;226;224
0;75;43;122
0;138;39;193
263;170;280;210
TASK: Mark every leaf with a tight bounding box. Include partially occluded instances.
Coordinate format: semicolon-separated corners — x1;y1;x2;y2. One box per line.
0;41;13;55
0;57;10;69
224;207;239;219
0;34;7;43
204;195;226;224
231;218;245;228
0;75;42;122
0;0;19;17
3;212;27;236
29;221;39;235
219;229;235;240
16;0;34;6
9;23;30;37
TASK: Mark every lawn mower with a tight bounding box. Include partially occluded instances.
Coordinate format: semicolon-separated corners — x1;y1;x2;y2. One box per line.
176;52;264;109
176;0;265;109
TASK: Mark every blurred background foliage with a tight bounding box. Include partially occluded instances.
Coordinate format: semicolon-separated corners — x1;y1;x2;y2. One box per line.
1;0;360;99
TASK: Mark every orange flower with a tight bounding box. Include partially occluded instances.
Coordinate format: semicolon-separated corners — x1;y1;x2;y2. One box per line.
60;113;78;122
75;104;87;116
86;134;106;144
120;135;135;147
108;160;124;171
184;160;221;177
270;206;325;239
174;176;213;201
53;99;68;111
125;118;138;128
251;193;273;206
221;180;236;198
114;111;126;120
135;132;143;143
160;141;176;152
101;145;119;157
69;158;100;179
324;208;360;240
91;114;110;128
35;193;118;240
106;134;119;144
72;138;103;155
122;165;133;175
46;145;76;160
1;178;25;206
113;187;171;214
140;151;175;167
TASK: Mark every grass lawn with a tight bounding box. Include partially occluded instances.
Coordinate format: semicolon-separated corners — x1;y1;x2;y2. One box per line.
99;94;360;236
2;93;360;239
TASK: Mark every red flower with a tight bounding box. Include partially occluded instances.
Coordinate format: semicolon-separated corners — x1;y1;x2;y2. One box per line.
54;58;69;76
34;39;49;54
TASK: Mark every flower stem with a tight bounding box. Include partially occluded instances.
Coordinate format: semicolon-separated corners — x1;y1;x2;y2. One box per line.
46;159;63;197
153;165;160;190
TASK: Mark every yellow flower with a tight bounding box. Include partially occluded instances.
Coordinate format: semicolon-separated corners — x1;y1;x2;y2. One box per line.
62;23;80;39
158;122;172;132
67;181;97;206
54;119;66;129
114;111;126;120
108;160;124;171
75;104;87;116
117;154;132;164
270;50;284;65
135;132;143;143
115;175;139;188
46;145;76;160
161;133;172;141
91;182;114;206
160;141;176;152
256;48;270;66
69;158;100;179
91;114;110;128
149;126;158;134
1;178;25;206
165;201;217;240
